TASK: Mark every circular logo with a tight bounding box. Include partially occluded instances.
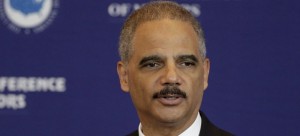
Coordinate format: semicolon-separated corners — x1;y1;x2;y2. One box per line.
0;0;59;34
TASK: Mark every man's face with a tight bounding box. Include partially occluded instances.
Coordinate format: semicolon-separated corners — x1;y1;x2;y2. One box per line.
117;19;210;126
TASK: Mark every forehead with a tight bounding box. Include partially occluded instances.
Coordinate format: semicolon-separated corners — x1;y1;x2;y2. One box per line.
131;19;200;59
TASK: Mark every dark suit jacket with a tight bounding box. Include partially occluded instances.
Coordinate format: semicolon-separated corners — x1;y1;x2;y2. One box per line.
126;111;233;136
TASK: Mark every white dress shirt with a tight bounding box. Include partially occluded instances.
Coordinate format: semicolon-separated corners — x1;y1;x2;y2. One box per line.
138;112;202;136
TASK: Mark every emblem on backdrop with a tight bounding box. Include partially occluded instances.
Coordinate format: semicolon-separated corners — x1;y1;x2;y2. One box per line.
0;0;59;34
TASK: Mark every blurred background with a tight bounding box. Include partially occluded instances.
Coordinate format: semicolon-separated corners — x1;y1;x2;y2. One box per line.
0;0;299;135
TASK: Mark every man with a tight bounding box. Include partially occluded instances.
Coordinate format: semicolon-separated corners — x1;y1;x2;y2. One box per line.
117;1;233;136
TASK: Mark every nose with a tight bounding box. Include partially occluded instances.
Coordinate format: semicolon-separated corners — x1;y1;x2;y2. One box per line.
160;63;181;86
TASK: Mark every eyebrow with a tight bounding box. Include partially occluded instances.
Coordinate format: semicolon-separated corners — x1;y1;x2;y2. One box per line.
139;55;163;66
177;55;199;63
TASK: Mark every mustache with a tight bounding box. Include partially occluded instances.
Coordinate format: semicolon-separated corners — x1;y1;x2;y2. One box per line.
153;86;187;99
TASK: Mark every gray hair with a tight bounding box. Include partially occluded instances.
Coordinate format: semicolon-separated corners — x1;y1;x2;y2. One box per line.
119;1;206;63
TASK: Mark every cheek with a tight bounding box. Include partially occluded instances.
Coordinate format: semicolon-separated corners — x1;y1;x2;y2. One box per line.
128;73;158;110
184;70;205;94
130;70;161;89
187;74;205;107
127;72;155;99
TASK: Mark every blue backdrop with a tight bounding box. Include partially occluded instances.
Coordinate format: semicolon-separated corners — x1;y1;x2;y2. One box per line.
0;0;299;135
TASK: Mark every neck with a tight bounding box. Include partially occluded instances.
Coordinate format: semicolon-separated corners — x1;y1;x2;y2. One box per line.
140;112;198;136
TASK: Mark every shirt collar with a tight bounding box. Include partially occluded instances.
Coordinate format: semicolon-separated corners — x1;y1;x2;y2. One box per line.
138;112;202;136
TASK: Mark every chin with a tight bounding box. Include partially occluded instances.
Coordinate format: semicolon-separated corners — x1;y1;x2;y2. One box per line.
155;108;186;123
160;116;182;123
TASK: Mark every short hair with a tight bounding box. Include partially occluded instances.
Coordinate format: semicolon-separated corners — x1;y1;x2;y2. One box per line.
119;1;206;63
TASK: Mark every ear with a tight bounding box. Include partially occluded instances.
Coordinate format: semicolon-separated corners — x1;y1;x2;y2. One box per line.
203;58;210;91
117;61;130;92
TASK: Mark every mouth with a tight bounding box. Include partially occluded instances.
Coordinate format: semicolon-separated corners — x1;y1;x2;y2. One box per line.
153;86;186;106
155;94;185;106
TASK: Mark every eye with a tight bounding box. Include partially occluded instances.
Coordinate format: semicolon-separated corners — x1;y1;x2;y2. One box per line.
143;62;161;68
140;61;163;70
180;61;196;67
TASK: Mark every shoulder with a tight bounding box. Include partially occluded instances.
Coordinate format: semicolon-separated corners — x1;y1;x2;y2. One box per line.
126;130;139;136
200;111;234;136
